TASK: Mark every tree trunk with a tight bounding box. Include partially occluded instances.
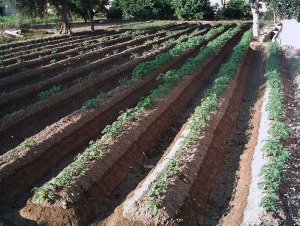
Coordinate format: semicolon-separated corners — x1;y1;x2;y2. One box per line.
250;3;259;38
55;5;71;35
221;0;226;9
273;9;276;24
87;9;95;31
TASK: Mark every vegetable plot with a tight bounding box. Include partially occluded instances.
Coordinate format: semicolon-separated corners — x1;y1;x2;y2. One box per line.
1;22;292;226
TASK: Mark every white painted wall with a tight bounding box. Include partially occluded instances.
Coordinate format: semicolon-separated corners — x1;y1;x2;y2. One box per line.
281;19;300;48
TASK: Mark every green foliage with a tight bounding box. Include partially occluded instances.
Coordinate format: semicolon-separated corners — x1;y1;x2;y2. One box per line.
106;0;123;19
87;71;98;79
38;85;62;100
133;26;226;80
83;92;108;109
170;0;214;20
83;99;99;109
268;0;300;21
110;0;174;20
258;42;293;212
118;77;131;85
2;150;17;161
0;92;5;97
223;0;251;20
19;138;36;149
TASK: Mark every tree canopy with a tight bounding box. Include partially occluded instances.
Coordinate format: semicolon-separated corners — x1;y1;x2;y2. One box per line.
108;0;174;20
170;0;214;20
223;0;251;19
6;0;109;33
108;0;214;20
267;0;300;21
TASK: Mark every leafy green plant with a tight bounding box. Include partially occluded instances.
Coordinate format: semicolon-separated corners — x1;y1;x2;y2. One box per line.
118;77;131;85
87;71;98;79
31;186;53;204
19;138;36;149
38;85;62;100
74;77;85;85
258;42;293;212
83;92;108;109
0;92;5;97
2;150;17;161
50;59;56;64
132;25;227;80
130;53;139;59
51;49;58;54
83;99;99;109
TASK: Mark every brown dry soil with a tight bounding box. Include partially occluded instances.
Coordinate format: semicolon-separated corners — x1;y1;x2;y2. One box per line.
5;29;245;225
0;26;211;211
0;25;202;154
1;27;280;226
99;43;264;226
185;43;265;226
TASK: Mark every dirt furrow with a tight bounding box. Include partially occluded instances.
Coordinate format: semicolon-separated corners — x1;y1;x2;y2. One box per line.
0;26;217;154
180;44;265;226
0;25;201;93
0;26;212;214
15;30;243;225
0;29;167;77
0;23;188;74
0;29;186;115
1;30;121;61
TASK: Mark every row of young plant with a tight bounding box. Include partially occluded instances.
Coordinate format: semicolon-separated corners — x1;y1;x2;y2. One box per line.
1;31;140;66
82;25;228;109
32;25;242;204
258;42;293;212
35;27;202;101
1;30;157;69
2;31;115;59
144;28;252;213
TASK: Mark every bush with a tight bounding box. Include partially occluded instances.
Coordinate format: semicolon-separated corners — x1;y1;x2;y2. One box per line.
223;0;251;20
170;0;214;20
107;0;123;20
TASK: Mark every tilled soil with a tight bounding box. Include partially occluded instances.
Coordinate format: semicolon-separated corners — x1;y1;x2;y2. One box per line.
1;25;278;226
276;47;300;225
199;44;265;226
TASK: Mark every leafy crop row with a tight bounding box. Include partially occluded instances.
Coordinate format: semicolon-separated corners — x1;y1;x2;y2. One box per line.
34;32;170;100
132;25;227;80
144;28;252;213
82;26;212;109
258;43;293;212
32;25;242;205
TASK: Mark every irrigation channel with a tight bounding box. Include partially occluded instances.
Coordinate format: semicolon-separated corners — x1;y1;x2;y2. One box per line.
0;23;283;225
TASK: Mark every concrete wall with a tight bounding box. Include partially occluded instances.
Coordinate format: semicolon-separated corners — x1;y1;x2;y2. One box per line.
281;19;300;48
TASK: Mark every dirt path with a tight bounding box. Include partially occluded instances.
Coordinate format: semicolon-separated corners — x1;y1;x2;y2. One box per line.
212;43;265;226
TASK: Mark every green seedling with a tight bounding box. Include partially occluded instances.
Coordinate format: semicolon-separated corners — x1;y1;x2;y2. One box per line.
38;85;62;100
